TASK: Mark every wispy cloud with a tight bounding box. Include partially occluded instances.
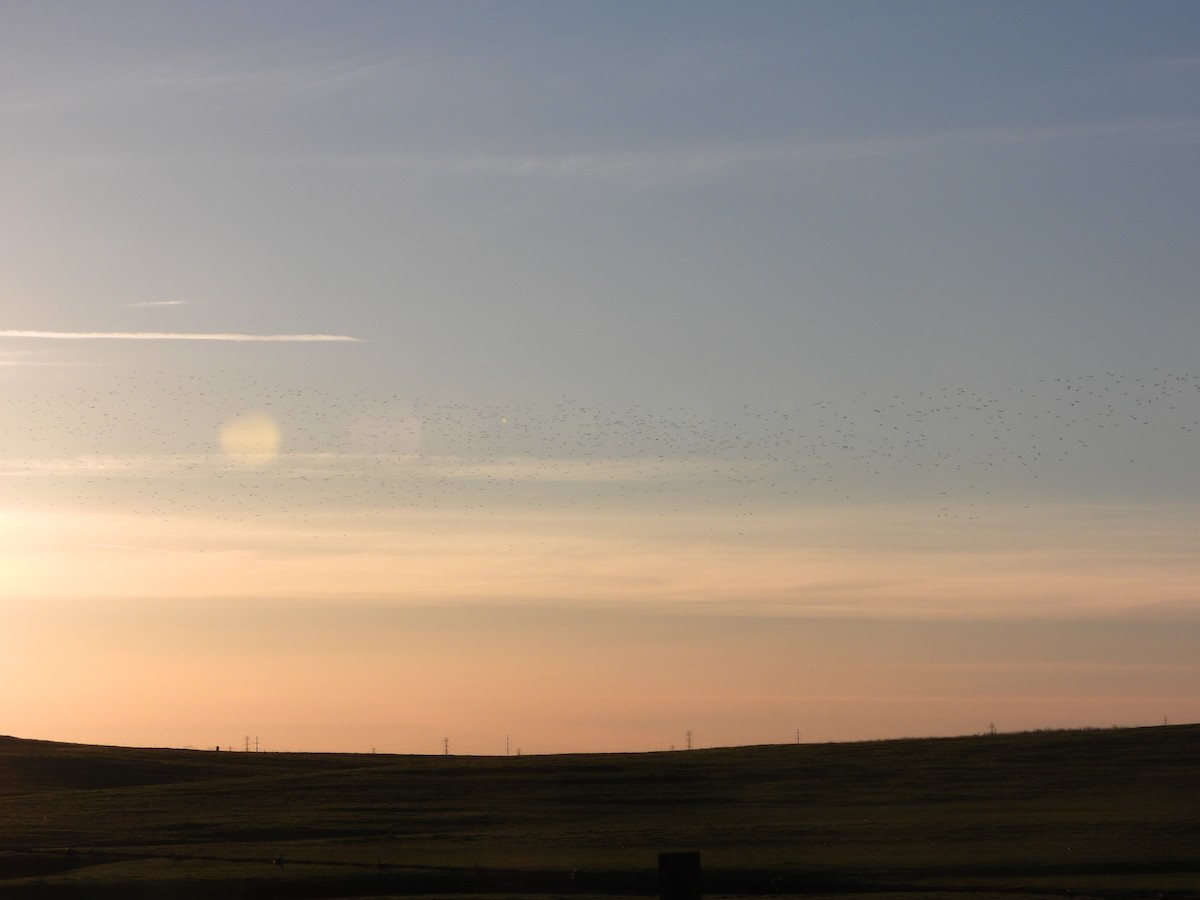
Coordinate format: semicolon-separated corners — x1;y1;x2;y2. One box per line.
126;300;188;308
1146;55;1200;71
0;55;401;117
294;116;1200;187
0;330;360;342
0;359;86;367
0;350;105;367
0;452;749;483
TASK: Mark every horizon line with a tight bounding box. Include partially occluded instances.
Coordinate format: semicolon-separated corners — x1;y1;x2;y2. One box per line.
2;720;1190;758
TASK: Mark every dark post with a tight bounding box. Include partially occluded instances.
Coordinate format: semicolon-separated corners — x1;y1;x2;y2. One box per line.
658;851;701;900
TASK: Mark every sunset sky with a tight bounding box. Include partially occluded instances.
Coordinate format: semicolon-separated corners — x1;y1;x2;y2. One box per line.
3;1;1199;754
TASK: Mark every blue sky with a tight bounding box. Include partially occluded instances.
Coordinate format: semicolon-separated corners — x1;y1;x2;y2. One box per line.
2;1;1199;752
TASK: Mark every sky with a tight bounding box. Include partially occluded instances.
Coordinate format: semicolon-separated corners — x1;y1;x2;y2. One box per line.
2;1;1199;754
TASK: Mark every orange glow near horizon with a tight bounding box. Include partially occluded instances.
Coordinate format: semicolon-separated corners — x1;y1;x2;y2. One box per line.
3;496;1199;753
6;584;1198;754
2;501;1196;616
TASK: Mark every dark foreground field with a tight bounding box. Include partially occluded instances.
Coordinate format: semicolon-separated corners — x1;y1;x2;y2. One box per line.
1;725;1197;899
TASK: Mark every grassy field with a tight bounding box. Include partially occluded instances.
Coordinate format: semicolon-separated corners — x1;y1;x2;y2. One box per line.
1;724;1197;898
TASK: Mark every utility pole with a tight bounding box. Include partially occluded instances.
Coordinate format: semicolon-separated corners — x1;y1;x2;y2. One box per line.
244;735;250;752
255;735;260;752
443;737;450;756
685;730;693;751
505;735;510;757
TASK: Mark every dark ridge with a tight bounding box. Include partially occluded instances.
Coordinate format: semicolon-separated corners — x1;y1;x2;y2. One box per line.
1;725;1197;898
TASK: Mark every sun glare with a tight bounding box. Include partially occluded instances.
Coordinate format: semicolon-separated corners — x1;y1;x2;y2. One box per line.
219;412;282;463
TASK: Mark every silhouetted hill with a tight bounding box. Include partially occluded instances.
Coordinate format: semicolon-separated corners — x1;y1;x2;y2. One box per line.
2;726;1198;898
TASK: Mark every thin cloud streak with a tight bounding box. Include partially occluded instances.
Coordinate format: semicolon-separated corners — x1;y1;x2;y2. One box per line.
1147;55;1200;71
0;452;764;483
295;117;1200;186
0;358;104;368
126;300;188;308
0;55;401;117
0;330;360;342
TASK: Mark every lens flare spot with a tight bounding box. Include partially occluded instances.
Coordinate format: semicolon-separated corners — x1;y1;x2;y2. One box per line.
219;412;281;462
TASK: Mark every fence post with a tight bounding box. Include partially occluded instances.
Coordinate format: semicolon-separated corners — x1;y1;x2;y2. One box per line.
658;851;701;900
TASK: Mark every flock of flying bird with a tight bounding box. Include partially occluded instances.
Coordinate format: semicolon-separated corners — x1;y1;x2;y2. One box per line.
2;367;1198;527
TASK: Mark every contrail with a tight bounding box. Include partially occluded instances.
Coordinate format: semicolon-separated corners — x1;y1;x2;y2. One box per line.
0;330;361;342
